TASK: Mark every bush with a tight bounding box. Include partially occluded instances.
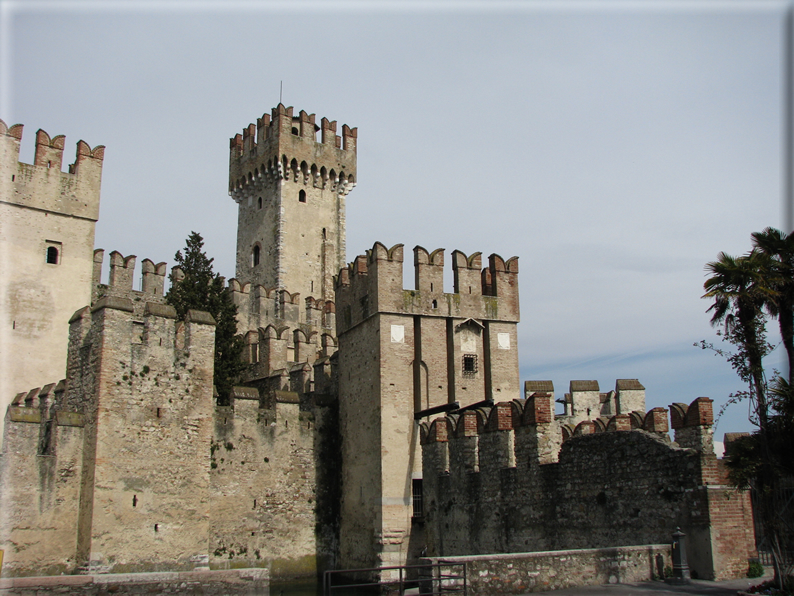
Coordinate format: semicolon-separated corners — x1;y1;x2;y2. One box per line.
748;559;765;578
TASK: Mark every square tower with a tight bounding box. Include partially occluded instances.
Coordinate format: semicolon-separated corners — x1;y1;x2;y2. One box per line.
0;121;104;441
334;243;520;575
229;105;357;302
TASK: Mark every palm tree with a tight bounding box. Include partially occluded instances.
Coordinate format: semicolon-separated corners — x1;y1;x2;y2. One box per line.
703;250;774;428
751;227;794;385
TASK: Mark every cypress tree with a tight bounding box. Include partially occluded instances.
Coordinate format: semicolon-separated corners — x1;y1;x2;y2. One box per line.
166;232;245;402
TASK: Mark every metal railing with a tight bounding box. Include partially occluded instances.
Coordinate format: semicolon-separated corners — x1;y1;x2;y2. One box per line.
323;561;466;596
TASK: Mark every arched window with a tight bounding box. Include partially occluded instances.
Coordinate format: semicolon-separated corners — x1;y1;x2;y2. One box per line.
46;246;59;264
252;245;260;267
299;189;306;203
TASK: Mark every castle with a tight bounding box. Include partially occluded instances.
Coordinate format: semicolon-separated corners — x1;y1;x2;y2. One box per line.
0;106;756;585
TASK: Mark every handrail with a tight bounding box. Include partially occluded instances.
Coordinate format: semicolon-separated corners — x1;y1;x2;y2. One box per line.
323;561;466;596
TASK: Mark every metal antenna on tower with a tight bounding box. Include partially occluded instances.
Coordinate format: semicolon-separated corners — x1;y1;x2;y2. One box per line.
280;81;283;105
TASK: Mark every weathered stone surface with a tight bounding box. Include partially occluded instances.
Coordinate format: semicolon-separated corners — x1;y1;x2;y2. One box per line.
421;544;671;595
0;121;103;444
421;396;756;582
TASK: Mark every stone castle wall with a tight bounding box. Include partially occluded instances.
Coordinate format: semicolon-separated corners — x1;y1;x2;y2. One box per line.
420;395;756;581
208;387;340;577
0;247;342;579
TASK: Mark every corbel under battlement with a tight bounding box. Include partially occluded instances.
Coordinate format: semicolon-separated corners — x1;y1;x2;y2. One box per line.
228;104;357;200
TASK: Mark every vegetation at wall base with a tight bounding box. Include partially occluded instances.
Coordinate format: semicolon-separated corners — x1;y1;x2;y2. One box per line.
166;231;245;403
748;560;765;579
701;227;794;591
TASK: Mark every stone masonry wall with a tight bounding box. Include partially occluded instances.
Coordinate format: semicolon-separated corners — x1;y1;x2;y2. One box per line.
421;396;756;581
420;544;672;596
0;386;85;576
70;299;216;573
209;389;331;580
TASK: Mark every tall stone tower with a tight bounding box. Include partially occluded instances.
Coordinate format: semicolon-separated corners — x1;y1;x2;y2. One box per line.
0;120;104;439
334;243;521;575
229;104;356;302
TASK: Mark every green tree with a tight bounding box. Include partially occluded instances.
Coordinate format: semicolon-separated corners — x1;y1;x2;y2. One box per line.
751;227;794;385
702;231;794;590
703;250;774;427
166;232;245;402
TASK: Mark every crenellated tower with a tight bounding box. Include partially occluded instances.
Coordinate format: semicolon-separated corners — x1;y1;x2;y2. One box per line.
0;120;104;441
229;104;356;302
334;242;520;576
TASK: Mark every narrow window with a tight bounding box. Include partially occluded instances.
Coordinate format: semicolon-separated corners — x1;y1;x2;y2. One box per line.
430;283;434;292
412;479;423;519
154;524;159;532
299;189;306;203
46;246;59;264
47;161;51;168
133;495;138;507
431;300;438;309
252;245;260;266
156;408;161;418
322;228;327;240
258;197;262;209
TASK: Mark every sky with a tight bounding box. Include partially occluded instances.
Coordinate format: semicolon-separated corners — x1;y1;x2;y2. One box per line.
1;0;789;435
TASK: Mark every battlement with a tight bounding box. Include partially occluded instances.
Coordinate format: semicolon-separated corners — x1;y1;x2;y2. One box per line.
229;104;357;201
421;395;714;477
227;277;336;331
335;242;519;334
420;393;714;484
92;249;168;307
528;378;647;425
3;380;84;452
0;119;104;221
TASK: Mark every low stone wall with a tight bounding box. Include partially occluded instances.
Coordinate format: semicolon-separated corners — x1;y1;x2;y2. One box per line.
0;568;268;595
421;544;671;595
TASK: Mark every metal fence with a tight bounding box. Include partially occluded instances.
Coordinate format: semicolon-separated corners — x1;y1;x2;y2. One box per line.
323;561;466;596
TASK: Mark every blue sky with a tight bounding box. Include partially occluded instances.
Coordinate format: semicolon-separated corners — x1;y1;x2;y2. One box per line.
1;0;789;435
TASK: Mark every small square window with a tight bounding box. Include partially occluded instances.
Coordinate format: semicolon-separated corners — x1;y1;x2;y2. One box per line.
463;354;477;376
